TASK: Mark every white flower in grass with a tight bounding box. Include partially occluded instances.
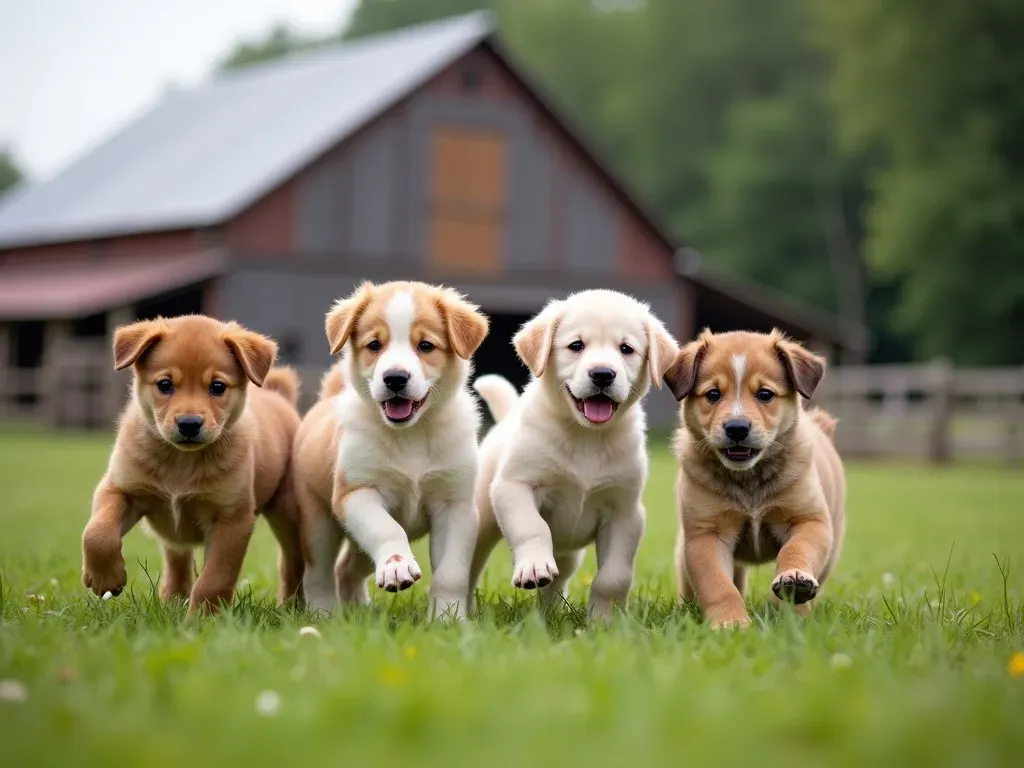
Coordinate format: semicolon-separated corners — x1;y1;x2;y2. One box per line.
829;653;853;669
0;680;28;703
255;690;281;716
881;573;895;586
298;626;322;640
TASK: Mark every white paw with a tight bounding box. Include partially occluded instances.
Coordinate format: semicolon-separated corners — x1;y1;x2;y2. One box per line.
512;554;558;590
376;553;421;592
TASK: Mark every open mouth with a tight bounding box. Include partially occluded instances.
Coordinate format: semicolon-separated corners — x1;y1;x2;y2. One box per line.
380;395;426;424
721;446;760;462
571;393;618;425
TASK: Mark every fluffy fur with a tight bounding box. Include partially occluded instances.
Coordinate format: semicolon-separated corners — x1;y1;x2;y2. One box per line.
80;315;304;614
664;329;846;629
470;290;677;622
293;280;489;620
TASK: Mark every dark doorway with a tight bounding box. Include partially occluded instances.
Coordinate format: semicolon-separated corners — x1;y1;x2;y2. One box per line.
70;312;107;338
470;310;531;430
136;283;206;321
11;321;45;406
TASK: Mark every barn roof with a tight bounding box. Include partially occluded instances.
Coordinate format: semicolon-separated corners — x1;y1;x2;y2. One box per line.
0;13;493;249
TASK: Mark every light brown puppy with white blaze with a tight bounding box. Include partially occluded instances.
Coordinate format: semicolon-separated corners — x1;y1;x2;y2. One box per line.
293;281;489;621
81;315;305;615
664;329;846;629
471;290;678;622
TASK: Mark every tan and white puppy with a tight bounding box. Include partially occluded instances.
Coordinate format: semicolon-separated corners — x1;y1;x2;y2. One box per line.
664;329;846;629
293;281;489;620
471;290;677;621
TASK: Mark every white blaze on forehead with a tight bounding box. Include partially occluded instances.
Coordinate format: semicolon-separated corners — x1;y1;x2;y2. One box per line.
384;290;416;349
731;354;746;417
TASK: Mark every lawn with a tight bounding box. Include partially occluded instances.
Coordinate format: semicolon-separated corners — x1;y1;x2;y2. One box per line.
1;430;1022;767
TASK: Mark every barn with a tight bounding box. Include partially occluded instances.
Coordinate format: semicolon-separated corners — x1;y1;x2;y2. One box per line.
0;12;865;429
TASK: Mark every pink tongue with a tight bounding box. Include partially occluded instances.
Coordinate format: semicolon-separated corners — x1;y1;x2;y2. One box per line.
583;397;614;424
384;398;413;420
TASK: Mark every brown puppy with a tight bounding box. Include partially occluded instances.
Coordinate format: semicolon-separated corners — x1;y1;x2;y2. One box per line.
81;315;305;614
664;329;845;629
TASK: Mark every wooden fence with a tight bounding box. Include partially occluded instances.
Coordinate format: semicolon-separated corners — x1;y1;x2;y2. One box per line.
2;356;1022;465
810;360;1024;465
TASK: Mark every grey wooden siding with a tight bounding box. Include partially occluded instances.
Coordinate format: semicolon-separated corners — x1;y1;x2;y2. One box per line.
565;171;616;272
294;90;619;277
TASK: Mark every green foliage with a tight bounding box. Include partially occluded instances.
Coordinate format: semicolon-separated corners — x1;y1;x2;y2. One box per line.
218;24;336;71
816;0;1024;364
1;433;1023;765
0;151;23;195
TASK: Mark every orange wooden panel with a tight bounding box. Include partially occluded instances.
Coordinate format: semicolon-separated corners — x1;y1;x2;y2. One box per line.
430;125;507;207
429;124;508;272
430;216;502;275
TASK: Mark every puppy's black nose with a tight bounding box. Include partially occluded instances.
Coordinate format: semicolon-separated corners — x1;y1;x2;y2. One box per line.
724;419;751;442
383;370;410;393
589;367;616;389
176;415;204;439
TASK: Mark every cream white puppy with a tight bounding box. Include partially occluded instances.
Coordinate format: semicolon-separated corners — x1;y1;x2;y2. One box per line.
292;281;489;620
470;290;677;621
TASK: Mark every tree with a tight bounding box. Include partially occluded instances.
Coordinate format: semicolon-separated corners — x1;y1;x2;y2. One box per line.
218;24;335;71
0;151;22;195
816;1;1024;364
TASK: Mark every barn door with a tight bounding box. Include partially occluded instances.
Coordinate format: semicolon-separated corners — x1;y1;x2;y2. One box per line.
428;124;507;275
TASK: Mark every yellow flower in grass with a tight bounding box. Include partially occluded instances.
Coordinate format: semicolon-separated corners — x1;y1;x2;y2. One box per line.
1008;652;1024;679
379;664;407;687
404;646;417;660
969;591;982;606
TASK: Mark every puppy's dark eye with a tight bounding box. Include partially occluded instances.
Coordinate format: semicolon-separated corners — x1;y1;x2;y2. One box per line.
756;388;776;403
568;340;584;353
156;379;173;395
705;388;721;403
619;344;635;355
367;340;382;352
417;340;435;354
209;381;227;397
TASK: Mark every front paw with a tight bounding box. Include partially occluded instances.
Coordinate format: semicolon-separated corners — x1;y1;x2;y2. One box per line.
376;553;421;592
82;551;127;597
771;569;818;605
512;554;558;590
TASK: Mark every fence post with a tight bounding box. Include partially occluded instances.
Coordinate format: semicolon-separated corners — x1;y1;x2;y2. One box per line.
41;320;71;429
1009;366;1024;468
104;308;135;428
926;358;953;464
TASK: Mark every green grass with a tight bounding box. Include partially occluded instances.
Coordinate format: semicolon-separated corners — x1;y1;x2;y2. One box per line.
1;432;1023;767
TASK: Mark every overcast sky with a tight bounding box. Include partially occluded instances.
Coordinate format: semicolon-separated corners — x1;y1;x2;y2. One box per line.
0;0;356;181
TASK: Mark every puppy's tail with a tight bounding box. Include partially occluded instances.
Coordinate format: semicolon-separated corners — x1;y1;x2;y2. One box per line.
319;363;346;400
473;374;520;423
807;407;838;440
263;366;300;408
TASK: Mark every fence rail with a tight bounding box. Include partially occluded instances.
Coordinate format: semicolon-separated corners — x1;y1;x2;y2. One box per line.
811;360;1024;465
2;357;1022;465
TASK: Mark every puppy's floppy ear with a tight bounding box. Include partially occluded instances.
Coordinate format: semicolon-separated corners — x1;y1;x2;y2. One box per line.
436;288;489;360
645;316;679;389
774;332;826;399
223;324;278;387
325;282;373;355
112;319;165;371
662;332;710;401
513;299;564;378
